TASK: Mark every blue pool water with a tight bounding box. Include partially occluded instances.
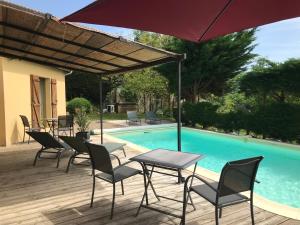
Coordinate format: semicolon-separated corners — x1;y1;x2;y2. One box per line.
111;127;300;208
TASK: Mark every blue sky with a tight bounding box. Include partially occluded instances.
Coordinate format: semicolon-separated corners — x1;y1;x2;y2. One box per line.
8;0;300;62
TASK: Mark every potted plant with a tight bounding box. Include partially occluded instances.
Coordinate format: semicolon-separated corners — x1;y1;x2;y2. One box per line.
74;107;91;140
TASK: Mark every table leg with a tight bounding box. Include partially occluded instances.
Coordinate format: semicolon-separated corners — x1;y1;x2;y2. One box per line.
147;165;160;201
188;163;197;210
136;164;160;216
136;163;149;216
178;169;185;183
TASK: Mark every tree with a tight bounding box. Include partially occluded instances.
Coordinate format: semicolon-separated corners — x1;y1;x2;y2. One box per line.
240;58;300;104
66;71;112;105
158;29;257;102
121;68;169;112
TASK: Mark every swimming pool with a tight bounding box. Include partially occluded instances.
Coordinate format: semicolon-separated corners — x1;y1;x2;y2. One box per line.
110;126;300;208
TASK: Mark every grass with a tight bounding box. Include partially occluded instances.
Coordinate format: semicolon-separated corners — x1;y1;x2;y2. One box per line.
88;112;127;120
88;111;174;121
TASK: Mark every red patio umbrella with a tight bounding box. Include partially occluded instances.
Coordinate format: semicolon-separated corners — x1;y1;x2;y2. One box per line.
62;0;300;42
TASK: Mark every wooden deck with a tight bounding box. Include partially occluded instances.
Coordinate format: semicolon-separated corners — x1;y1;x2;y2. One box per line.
0;142;299;225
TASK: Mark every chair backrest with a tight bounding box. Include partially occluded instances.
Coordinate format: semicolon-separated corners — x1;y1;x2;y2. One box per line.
26;131;64;149
59;136;88;154
146;111;156;119
127;111;138;120
58;115;74;128
217;156;263;198
20;115;30;127
85;142;114;176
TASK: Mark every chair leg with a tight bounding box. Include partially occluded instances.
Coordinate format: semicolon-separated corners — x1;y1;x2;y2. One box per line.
23;129;25;143
250;198;255;225
56;151;62;168
121;180;124;195
122;147;126;157
90;175;96;208
219;207;222;218
28;134;30;144
33;148;43;166
215;206;219;225
181;183;189;225
111;182;116;219
66;153;75;173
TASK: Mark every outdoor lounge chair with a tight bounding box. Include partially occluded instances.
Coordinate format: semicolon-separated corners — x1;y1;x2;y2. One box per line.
20;115;43;143
126;111;141;125
145;111;162;124
182;156;264;225
59;136;126;173
86;142;142;219
27;131;70;168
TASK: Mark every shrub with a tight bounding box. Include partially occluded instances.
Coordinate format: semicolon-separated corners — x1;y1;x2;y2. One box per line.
183;102;218;128
249;103;300;141
74;107;91;132
217;111;249;133
67;97;92;114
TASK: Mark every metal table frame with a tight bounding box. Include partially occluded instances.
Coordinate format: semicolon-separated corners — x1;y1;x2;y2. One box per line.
130;149;203;223
46;118;58;136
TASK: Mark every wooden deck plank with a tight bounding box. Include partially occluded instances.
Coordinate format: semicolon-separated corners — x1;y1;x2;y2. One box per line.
0;142;299;225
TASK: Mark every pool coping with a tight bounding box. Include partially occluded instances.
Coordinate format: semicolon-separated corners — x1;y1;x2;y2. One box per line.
97;126;300;220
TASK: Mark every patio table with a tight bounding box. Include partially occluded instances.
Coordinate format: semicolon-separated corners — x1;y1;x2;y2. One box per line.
130;149;203;221
46;118;58;136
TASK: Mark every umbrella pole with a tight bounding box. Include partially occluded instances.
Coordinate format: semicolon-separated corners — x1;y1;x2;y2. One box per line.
177;59;182;183
99;75;103;144
177;60;182;152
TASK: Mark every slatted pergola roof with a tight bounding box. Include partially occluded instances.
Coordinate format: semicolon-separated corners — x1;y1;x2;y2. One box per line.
0;1;181;75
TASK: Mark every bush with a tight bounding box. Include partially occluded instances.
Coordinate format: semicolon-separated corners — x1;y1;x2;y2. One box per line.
183;102;218;128
249;103;300;141
217;111;249;133
67;97;92;114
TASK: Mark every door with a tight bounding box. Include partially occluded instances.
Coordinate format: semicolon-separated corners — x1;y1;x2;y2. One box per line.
30;75;40;128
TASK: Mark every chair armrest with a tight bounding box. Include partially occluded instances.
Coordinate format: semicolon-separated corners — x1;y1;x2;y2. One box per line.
184;174;218;192
113;160;142;172
110;153;121;166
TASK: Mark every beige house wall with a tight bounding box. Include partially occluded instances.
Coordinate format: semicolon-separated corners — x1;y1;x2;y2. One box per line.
0;57;66;146
0;59;6;146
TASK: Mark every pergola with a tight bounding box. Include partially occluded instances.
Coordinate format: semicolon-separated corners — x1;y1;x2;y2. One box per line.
0;1;183;146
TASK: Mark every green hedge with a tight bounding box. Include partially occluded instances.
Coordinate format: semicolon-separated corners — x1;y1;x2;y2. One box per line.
183;101;300;142
183;102;218;128
67;97;92;114
249;103;300;141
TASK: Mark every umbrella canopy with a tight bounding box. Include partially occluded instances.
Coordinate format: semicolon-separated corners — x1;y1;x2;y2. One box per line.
62;0;300;42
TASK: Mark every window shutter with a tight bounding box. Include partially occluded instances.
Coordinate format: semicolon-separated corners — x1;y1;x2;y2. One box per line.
30;75;40;128
51;79;57;118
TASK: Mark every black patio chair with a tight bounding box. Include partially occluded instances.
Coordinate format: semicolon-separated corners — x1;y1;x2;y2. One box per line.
19;115;43;143
182;156;264;225
126;111;141;125
86;142;142;219
27;131;70;168
59;136;123;173
56;115;74;136
145;111;162;124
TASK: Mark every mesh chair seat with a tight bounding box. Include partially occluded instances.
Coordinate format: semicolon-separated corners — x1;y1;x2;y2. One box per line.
95;165;141;183
191;182;249;206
